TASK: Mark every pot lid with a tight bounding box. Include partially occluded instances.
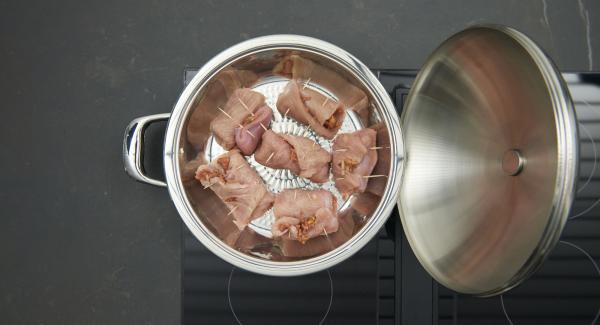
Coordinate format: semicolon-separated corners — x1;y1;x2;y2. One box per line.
398;25;578;296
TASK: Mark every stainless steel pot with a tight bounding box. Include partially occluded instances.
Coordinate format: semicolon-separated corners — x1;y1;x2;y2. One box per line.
124;35;404;276
123;25;579;296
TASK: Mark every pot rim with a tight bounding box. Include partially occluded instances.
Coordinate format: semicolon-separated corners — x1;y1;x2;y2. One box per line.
163;35;404;276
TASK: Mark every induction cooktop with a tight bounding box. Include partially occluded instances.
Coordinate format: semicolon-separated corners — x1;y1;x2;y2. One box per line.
178;69;600;325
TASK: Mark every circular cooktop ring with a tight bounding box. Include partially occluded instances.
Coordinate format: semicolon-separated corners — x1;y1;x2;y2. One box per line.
499;240;600;325
227;267;334;325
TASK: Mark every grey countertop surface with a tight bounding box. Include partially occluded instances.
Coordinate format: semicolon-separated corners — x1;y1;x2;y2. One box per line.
0;0;598;324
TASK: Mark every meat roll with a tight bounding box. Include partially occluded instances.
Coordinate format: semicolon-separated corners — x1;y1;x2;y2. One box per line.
279;210;355;258
187;68;258;149
273;55;370;124
276;80;345;139
271;189;339;244
332;128;378;196
195;150;274;230
254;130;331;183
210;88;270;152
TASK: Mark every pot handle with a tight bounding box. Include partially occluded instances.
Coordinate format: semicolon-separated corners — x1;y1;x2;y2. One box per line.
123;113;170;187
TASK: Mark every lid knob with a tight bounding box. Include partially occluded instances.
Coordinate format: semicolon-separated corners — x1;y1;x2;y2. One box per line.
502;149;525;176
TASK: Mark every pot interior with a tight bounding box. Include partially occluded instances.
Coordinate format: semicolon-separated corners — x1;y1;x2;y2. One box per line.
176;46;396;263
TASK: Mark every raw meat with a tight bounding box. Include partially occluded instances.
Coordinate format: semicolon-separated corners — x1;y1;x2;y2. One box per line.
234;105;273;155
280;134;330;183
210;88;266;151
278;210;355;257
362;122;390;197
195;150;273;230
254;130;300;174
273;55;370;124
254;130;331;183
276;80;344;139
187;68;258;149
332;128;378;196
271;189;339;243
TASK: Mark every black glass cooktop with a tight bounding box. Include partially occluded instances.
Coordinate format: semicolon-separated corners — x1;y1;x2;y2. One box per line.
180;69;600;325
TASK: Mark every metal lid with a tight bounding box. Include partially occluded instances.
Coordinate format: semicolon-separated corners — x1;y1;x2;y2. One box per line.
398;25;578;296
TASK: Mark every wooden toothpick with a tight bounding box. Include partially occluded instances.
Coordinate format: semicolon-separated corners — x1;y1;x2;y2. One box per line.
238;98;254;116
217;106;232;120
265;152;275;164
227;206;238;216
203;182;216;189
284;108;290;118
259;122;268;131
334;148;348;152
370;146;383;150
303;78;311;90
237;124;256;138
245;130;256;138
363;175;387;179
321;97;330;107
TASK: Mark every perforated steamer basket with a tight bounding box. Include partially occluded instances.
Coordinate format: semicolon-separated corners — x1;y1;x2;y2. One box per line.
124;35;404;276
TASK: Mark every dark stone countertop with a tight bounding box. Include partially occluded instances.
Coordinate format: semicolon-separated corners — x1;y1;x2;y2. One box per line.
0;0;598;324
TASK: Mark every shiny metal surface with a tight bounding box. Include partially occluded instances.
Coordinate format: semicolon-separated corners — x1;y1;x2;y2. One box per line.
399;26;578;296
501;149;525;176
123;113;170;187
162;35;403;276
203;76;364;238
